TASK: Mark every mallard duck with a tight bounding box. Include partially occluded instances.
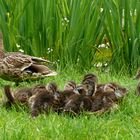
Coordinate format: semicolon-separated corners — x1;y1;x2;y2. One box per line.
0;32;57;85
91;83;128;113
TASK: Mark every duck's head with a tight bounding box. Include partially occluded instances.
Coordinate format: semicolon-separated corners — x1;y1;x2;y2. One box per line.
46;82;62;102
82;73;98;96
64;81;76;91
82;73;98;84
133;69;140;80
82;79;97;96
108;83;128;99
75;84;86;95
103;83;116;92
32;84;47;95
46;82;58;94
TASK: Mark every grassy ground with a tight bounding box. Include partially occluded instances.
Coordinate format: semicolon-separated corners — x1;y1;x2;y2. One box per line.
0;68;140;140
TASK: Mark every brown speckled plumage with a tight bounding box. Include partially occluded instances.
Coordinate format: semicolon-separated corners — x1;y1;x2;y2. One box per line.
0;32;57;85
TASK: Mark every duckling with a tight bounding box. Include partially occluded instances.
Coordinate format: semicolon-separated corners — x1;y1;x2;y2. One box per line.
63;94;93;116
62;81;79;99
3;85;33;107
82;73;98;83
91;83;127;113
0;32;57;85
15;84;48;105
14;88;33;104
29;90;54;118
63;77;98;115
28;82;63;117
3;83;48;108
82;73;98;96
64;81;77;91
46;82;64;112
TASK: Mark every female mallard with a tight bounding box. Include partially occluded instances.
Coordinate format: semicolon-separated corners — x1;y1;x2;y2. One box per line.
0;32;57;85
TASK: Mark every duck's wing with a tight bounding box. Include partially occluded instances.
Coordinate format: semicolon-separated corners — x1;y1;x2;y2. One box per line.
30;56;52;63
6;51;52;63
25;64;57;76
3;53;33;71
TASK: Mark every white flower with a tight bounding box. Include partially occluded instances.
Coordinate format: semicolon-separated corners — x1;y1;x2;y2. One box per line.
64;17;68;21
98;44;106;48
100;8;103;13
16;44;21;48
106;42;110;46
96;62;102;67
19;49;24;53
134;9;137;16
104;63;108;66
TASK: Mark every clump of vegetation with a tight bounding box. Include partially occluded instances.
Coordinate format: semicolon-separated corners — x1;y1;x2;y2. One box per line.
0;0;140;73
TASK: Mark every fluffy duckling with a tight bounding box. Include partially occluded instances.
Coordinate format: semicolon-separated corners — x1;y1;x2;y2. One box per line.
29;90;54;118
91;83;128;113
3;84;48;108
3;85;33;108
28;82;63;117
63;76;98;115
81;73;98;96
62;81;79;99
64;81;77;91
46;82;64;112
82;73;98;83
63;94;93;116
0;32;57;85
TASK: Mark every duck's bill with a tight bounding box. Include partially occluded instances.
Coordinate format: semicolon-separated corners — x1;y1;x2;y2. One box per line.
45;71;58;76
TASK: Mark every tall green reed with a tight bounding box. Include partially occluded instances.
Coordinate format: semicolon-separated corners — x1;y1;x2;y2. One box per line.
104;0;140;74
0;0;140;73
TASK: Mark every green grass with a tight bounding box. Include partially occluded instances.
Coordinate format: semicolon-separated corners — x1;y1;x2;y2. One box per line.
0;69;140;140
